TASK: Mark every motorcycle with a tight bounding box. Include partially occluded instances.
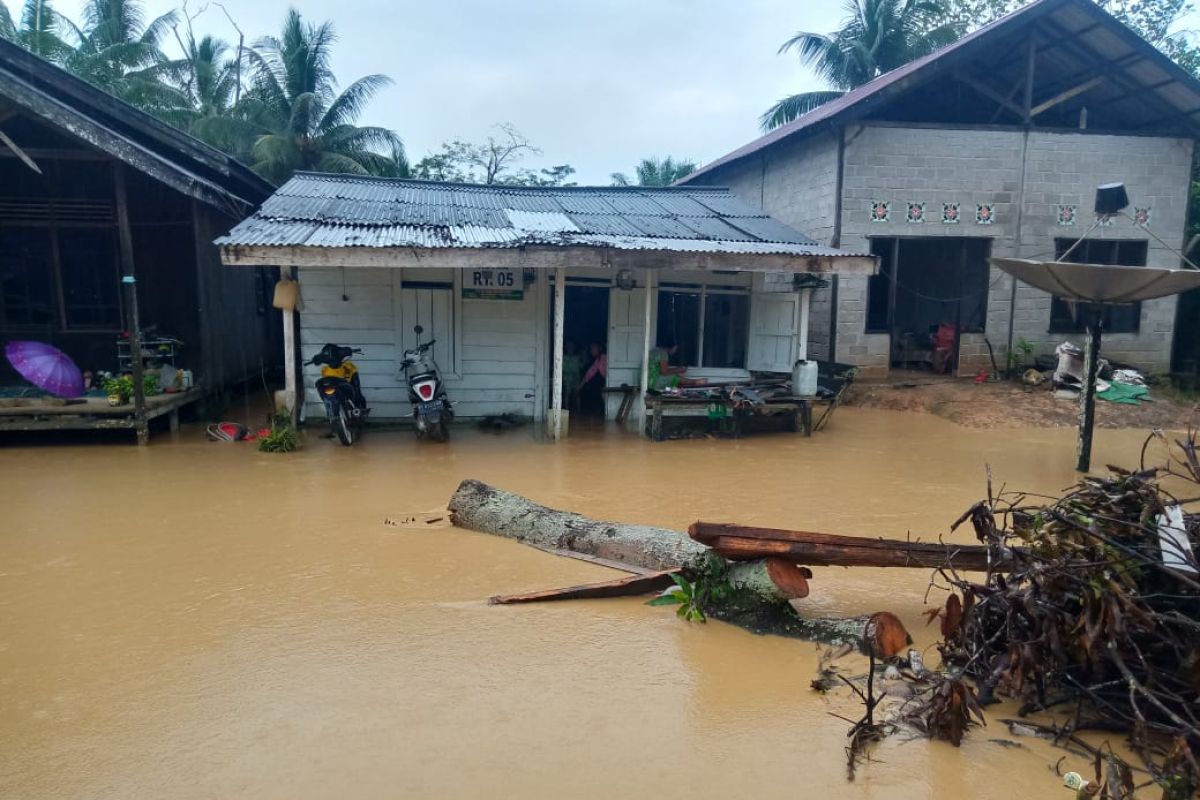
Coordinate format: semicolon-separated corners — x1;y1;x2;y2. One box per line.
401;325;453;441
308;343;368;446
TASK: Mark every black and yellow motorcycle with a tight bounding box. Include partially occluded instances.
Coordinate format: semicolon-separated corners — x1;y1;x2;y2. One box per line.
308;343;368;445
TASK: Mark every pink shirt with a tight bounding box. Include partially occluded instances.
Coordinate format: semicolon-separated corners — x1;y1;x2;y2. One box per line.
582;353;607;383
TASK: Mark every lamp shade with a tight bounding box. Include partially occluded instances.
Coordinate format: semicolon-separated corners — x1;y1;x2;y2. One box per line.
1094;183;1129;215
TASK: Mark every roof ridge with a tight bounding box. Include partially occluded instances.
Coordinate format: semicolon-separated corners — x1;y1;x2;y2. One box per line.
288;171;731;192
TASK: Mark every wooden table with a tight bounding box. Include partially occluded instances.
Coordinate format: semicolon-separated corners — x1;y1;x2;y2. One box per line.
644;394;812;441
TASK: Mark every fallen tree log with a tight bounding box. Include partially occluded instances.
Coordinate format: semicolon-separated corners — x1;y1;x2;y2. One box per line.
689;523;1015;571
448;479;809;603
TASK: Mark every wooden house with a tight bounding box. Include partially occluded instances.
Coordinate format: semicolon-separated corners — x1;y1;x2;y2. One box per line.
218;173;876;434
0;39;276;441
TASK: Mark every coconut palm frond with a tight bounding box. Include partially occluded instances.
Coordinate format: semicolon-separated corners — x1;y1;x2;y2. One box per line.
760;91;846;130
319;74;393;133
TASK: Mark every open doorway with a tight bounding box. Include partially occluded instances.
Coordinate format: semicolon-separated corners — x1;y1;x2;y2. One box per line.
548;282;610;419
866;237;991;373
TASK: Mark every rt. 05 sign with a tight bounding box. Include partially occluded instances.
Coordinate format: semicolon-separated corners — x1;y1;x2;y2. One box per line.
462;269;523;300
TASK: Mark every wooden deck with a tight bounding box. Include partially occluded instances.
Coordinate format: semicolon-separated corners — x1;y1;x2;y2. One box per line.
0;389;203;440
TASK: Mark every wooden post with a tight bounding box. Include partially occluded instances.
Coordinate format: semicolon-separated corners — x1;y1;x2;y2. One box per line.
1076;306;1102;473
114;164;148;446
797;287;812;362
282;265;297;424
638;269;654;435
550;266;566;440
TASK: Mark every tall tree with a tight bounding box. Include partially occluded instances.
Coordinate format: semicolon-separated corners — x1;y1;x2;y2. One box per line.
61;0;188;119
230;8;405;183
761;0;960;129
0;0;73;60
412;124;574;185
611;156;698;187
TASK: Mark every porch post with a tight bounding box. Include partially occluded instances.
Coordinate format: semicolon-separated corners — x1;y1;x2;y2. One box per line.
114;163;148;446
638;268;654;435
797;287;812;362
550;265;566;440
282;265;297;424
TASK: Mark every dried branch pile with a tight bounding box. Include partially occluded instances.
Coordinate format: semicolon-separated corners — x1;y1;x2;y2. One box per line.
930;429;1200;791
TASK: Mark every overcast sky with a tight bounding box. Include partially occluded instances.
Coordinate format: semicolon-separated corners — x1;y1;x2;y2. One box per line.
7;1;1200;184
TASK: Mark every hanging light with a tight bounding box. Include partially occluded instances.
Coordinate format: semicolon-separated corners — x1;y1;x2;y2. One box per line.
1094;183;1129;216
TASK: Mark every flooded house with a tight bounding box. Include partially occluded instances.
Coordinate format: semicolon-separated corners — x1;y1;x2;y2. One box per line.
680;0;1200;379
217;174;876;431
0;39;275;441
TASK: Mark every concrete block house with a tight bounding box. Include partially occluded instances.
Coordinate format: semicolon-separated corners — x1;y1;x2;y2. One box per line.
682;0;1200;378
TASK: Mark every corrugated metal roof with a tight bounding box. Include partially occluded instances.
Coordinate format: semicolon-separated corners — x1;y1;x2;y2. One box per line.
218;172;870;258
683;0;1200;183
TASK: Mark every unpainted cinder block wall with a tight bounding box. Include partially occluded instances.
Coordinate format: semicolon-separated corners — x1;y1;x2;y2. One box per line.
689;132;842;361
696;123;1193;378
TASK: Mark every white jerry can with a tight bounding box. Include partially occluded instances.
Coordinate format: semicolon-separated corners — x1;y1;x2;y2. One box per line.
792;360;818;397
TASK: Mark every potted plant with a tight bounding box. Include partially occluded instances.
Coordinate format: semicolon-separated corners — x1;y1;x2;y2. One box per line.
102;375;134;406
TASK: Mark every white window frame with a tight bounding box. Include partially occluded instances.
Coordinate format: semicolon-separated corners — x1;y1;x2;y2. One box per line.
657;282;751;368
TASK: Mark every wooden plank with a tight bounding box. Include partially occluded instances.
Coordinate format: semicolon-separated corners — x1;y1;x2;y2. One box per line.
1031;75;1106;117
689;522;1006;571
489;570;678;605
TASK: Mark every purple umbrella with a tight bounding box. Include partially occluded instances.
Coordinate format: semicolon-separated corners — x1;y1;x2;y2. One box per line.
5;341;85;398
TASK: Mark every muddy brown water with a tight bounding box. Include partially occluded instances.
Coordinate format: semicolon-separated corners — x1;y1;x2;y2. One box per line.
0;409;1172;799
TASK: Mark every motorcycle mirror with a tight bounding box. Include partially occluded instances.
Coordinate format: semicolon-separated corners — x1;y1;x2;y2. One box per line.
413;325;423;335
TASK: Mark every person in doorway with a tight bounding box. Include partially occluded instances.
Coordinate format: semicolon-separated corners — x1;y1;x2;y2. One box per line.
579;342;607;414
931;323;957;374
562;340;583;412
648;340;697;391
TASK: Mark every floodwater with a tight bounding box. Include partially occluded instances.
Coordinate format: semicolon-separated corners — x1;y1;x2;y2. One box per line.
0;409;1172;799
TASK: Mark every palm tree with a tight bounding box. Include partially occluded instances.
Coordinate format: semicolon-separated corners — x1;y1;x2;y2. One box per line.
61;0;188;120
761;0;960;130
0;0;73;61
234;8;405;184
611;156;698;187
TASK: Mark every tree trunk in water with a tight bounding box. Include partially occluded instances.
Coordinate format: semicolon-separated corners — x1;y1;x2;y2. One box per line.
448;479;809;603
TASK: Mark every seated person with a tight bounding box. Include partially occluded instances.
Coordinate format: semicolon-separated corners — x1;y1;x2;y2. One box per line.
648;340;701;391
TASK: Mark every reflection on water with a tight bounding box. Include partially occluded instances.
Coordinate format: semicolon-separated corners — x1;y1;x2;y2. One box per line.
0;409;1166;799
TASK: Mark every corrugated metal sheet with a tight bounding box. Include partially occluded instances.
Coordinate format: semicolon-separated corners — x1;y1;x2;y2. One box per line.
217;172;871;258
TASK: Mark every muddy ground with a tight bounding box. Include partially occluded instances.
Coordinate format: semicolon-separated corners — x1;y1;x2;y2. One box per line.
846;374;1198;429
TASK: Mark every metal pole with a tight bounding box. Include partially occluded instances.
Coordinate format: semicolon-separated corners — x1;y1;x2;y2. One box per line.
1076;306;1102;472
551;266;565;440
638;269;655;435
114;164;147;445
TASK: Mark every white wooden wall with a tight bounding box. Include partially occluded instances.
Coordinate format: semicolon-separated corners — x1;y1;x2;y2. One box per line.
297;265;795;425
297;266;545;421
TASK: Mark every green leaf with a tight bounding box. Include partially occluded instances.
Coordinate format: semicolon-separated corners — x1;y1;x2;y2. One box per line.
646;595;683;607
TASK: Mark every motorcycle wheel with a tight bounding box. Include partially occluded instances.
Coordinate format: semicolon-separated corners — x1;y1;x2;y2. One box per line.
428;417;449;442
332;404;354;446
